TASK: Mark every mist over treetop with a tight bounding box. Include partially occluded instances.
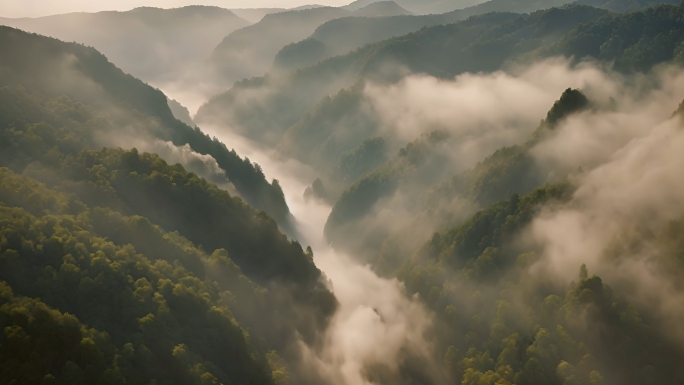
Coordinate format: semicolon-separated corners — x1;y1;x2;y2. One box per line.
3;1;684;385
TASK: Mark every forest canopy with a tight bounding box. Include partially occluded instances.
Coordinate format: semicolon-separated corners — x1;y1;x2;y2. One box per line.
4;1;684;385
0;81;335;385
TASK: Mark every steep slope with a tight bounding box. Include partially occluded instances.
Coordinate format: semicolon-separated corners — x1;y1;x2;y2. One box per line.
249;5;604;158
273;8;491;72
200;3;684;160
280;0;561;73
0;84;338;385
324;89;590;267
322;89;684;385
275;83;383;173
0;187;274;385
0;6;250;84
277;0;676;74
542;3;684;69
210;7;351;85
198;10;525;145
167;97;194;127
400;182;684;385
0;25;293;227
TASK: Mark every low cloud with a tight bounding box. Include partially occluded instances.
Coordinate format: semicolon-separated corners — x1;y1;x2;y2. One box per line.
525;65;684;345
364;59;618;171
299;248;440;385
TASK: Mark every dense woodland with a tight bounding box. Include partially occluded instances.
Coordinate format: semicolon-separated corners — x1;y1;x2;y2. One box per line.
0;25;294;227
400;183;684;385
0;33;336;384
325;88;591;273
0;6;250;83
4;0;684;384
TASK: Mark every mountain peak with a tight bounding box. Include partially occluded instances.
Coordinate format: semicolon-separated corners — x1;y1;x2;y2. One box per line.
545;88;590;127
353;1;414;17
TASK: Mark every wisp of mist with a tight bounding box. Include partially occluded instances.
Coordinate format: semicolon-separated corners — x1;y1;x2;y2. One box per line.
155;58;684;384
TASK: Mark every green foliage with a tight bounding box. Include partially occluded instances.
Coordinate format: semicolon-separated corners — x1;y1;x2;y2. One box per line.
413;184;572;268
0;283;116;385
0;169;274;385
547;4;684;71
199;3;684;184
325;131;450;242
333;137;389;184
399;183;684;385
352;5;607;78
274;38;329;72
196;12;524;146
266;351;290;385
326;89;590;275
0;112;336;323
0;82;338;384
429;88;590;212
545;88;591;127
274;12;465;72
0;26;291;225
275;0;662;73
277;83;381;172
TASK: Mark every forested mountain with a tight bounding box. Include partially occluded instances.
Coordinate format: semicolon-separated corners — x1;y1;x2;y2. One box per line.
195;1;684;293
541;4;684;70
198;3;684;177
196;5;606;153
210;7;351;85
277;0;680;74
272;9;514;72
400;182;684;385
197;10;521;144
211;3;425;86
388;89;684;381
0;52;337;385
324;88;591;272
0;6;250;84
0;25;294;228
4;1;684;385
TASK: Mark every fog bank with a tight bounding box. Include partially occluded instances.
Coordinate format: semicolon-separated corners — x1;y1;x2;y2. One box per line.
198;123;442;385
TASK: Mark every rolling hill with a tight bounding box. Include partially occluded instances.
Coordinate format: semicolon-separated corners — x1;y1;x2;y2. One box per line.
210;7;351;85
0;24;295;230
0;6;250;84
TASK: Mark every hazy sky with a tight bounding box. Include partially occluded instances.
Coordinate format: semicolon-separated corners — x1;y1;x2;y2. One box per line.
0;0;351;18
